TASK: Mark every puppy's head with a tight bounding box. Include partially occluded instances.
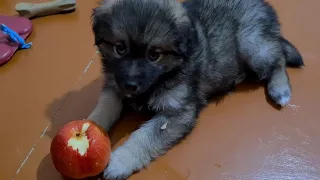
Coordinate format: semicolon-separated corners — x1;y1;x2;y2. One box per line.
92;0;191;96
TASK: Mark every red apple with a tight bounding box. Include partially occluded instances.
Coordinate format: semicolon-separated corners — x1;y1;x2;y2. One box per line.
50;120;111;179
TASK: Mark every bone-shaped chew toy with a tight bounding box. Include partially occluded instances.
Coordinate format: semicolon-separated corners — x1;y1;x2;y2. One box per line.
15;0;76;19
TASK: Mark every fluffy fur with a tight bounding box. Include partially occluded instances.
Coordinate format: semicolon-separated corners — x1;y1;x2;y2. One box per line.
89;0;304;179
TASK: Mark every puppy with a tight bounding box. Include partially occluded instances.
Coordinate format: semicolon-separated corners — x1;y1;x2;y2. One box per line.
90;0;304;179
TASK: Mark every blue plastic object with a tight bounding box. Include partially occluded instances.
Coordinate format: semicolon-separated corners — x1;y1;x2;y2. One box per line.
0;24;32;49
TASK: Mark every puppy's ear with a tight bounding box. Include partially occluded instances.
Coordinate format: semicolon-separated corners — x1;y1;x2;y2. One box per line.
91;0;120;29
91;6;107;46
164;0;191;55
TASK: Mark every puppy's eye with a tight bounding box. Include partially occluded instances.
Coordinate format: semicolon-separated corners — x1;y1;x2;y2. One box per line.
114;42;126;56
148;49;163;62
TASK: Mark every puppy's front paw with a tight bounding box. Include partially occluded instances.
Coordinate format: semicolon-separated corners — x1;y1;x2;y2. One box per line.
103;147;143;180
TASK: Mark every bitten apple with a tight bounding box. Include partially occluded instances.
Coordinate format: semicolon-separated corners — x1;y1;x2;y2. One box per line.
50;120;111;179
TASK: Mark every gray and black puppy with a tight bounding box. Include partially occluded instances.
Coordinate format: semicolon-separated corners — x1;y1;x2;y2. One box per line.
90;0;304;179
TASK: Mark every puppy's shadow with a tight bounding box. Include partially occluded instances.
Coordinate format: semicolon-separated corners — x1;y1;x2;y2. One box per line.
44;77;150;143
210;80;281;110
235;81;282;110
44;77;103;139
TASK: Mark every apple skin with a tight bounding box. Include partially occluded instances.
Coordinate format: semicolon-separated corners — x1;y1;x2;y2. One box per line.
50;120;111;179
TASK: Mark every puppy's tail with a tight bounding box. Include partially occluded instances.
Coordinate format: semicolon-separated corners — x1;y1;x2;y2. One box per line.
281;37;304;67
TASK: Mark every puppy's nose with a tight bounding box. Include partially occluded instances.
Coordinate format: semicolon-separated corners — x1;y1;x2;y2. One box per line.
124;81;138;92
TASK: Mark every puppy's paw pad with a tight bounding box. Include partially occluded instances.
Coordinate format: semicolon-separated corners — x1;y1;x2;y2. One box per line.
268;87;291;107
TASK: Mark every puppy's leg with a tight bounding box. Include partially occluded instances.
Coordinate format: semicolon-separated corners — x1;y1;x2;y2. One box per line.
238;30;294;106
239;31;281;80
103;105;197;180
266;37;304;106
88;88;122;131
267;59;292;107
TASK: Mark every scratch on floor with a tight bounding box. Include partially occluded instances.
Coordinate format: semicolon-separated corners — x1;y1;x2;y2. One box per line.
288;104;300;111
12;51;99;179
296;128;311;145
84;51;99;74
13;144;36;179
258;138;263;150
84;58;94;73
39;90;73;139
74;51;99;85
40;126;49;138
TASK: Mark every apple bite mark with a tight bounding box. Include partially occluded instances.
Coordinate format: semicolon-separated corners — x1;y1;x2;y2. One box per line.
67;122;91;156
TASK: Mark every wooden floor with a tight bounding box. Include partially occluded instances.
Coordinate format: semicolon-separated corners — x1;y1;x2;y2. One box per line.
1;0;319;179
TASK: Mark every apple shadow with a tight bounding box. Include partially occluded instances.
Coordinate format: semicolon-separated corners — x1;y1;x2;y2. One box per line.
37;154;64;180
37;154;104;180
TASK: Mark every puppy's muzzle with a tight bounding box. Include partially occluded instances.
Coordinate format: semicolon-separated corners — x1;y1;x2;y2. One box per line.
123;81;139;93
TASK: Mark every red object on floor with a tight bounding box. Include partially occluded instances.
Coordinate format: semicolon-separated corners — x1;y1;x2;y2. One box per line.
0;15;33;66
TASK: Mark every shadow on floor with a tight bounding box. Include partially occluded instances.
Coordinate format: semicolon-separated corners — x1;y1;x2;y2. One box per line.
37;154;104;180
207;80;281;110
44;76;150;146
37;153;191;180
39;76;280;180
44;77;103;139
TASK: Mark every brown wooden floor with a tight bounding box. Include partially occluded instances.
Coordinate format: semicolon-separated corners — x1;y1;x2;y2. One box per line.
1;0;319;179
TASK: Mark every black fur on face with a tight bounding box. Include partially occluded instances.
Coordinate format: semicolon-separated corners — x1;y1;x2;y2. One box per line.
92;0;191;95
